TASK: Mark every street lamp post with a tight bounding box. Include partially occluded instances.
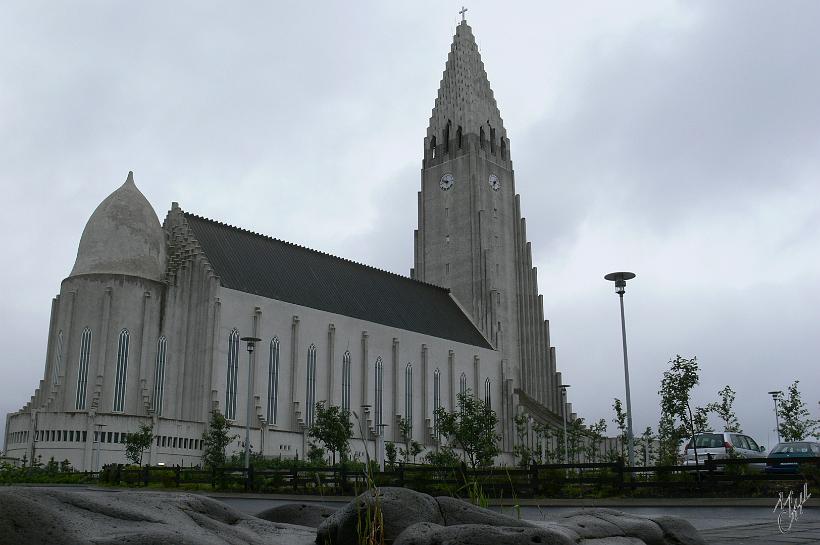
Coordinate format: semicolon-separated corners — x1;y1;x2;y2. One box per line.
768;390;782;444
240;337;261;471
605;271;637;468
560;384;570;463
376;423;388;472
95;423;107;472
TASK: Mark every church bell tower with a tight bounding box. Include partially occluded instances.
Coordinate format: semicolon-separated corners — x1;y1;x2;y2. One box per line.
413;18;567;424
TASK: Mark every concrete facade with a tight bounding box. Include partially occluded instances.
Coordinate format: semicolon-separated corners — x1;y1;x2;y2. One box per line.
3;20;571;470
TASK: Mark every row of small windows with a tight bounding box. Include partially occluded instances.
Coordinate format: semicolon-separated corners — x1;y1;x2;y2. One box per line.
154;435;201;451
36;429;86;443
430;120;506;159
8;430;29;444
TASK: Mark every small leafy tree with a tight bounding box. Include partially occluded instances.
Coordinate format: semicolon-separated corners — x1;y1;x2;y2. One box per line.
385;442;398;469
398;416;413;463
423;445;460;466
612;398;628;461
636;426;656;466
201;410;238;469
707;385;741;432
585;418;607;463
409;440;423;463
513;413;535;467
433;390;500;468
777;381;820;442
308;402;353;465
659;355;706;467
123;423;154;466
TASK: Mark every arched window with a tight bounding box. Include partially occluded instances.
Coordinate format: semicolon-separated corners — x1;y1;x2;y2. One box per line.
433;368;441;435
430;136;437;159
267;338;280;424
479;127;485;150
52;330;63;386
225;329;240;420
75;327;92;410
490;126;496;154
113;329;129;412
341;351;351;411
404;363;413;435
484;378;492;409
152;336;167;416
306;345;317;426
457;125;463;149
374;357;384;430
443;120;451;154
459;372;467;398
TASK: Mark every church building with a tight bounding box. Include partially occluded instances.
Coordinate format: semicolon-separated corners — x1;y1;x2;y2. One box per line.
3;19;572;470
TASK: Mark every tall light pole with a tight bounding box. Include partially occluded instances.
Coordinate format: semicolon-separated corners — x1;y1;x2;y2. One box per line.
560;384;570;463
241;337;261;471
768;390;782;444
605;271;636;468
95;423;107;472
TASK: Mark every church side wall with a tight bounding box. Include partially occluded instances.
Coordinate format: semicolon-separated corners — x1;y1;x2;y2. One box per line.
213;287;511;464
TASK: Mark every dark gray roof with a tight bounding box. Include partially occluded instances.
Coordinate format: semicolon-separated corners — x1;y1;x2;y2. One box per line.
183;213;493;349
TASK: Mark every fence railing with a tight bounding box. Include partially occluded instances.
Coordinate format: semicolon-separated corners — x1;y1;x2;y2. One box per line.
86;456;819;498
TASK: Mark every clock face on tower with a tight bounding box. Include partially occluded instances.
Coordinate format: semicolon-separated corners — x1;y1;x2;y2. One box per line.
488;174;500;191
440;173;455;191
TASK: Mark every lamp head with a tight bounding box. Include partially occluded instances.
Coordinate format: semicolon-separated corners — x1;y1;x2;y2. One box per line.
241;336;261;353
605;272;636;295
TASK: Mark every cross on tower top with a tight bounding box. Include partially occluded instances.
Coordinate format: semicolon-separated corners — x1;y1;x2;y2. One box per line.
459;6;468;22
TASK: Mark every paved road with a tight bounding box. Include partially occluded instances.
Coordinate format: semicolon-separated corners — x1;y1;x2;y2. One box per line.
217;497;820;544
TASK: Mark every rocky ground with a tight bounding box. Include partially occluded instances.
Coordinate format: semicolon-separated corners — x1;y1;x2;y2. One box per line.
0;486;706;545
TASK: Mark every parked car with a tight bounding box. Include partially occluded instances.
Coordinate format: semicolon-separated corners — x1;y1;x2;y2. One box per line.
765;441;820;474
682;432;766;470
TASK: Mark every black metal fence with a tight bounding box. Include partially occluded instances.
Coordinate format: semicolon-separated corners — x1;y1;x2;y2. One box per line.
91;455;819;498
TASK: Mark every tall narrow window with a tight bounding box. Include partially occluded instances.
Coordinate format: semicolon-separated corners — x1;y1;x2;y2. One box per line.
341;351;351;411
490;127;496;154
443;120;451;154
306;345;317;426
374;357;384;430
430;136;437;159
459;372;467;397
267;337;280;424
52;330;63;386
479;127;485;150
75;327;92;409
152;336;167;416
404;363;413;435
433;368;441;435
500;138;507;159
484;378;492;409
225;329;240;420
113;329;129;412
456;125;463;149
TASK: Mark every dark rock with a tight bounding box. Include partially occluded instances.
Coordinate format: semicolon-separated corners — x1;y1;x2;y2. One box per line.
0;486;315;545
316;487;443;545
435;496;535;528
649;515;707;545
255;503;336;528
394;522;576;545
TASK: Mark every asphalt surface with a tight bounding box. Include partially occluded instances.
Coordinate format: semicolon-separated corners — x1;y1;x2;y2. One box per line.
216;497;820;544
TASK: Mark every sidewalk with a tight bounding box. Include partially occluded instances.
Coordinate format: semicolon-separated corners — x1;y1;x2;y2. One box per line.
700;520;820;545
203;491;788;508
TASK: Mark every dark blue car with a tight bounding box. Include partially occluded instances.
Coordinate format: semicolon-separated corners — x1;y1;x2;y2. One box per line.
765;441;820;474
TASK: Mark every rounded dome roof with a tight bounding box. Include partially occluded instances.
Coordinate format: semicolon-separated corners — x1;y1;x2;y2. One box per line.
70;172;166;282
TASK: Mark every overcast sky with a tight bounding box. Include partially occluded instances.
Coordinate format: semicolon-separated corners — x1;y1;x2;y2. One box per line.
2;1;818;449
